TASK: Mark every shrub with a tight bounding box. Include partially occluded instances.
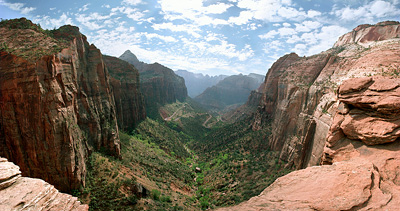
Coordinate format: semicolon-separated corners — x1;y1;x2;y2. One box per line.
151;189;161;200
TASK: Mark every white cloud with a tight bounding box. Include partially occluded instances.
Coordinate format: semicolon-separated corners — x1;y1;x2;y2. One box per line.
300;25;348;55
333;0;400;22
33;13;73;29
259;30;279;39
282;22;291;27
112;7;146;21
152;22;201;37
79;4;90;12
228;10;253;25
234;0;312;23
208;40;254;61
141;32;178;43
122;0;143;5
75;12;114;30
0;1;36;14
158;0;232;25
294;21;322;32
307;10;321;18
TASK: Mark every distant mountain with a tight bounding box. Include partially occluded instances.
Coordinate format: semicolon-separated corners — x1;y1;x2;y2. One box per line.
194;73;264;111
119;50;187;118
175;70;228;98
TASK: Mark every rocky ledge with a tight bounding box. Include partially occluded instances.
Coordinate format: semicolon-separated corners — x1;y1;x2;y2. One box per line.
219;76;400;210
0;157;88;211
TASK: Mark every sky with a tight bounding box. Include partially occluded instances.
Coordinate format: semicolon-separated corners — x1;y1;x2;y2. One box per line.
1;0;400;76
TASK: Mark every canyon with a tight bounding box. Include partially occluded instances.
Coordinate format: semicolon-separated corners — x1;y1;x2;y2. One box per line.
1;17;400;210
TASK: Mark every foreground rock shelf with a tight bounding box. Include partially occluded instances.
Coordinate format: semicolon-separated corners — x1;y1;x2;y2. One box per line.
0;157;88;211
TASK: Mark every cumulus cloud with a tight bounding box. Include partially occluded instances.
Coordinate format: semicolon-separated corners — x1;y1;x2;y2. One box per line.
0;1;36;14
292;25;349;55
158;0;232;25
75;12;114;30
33;13;73;29
122;0;143;5
333;0;400;22
78;4;90;12
111;7;146;21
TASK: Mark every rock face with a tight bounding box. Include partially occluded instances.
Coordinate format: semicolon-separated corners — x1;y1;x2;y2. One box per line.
0;19;120;192
334;21;400;47
220;76;400;211
250;21;400;169
0;157;88;211
119;50;187;118
103;55;146;132
194;74;264;111
175;69;227;98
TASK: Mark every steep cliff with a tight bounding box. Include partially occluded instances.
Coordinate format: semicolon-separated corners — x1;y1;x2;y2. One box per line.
219;77;400;210
251;21;400;169
0;157;88;210
119;50;187;118
103;55;146;132
0;18;120;192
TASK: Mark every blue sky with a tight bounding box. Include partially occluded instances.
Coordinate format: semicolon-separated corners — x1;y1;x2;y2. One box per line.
1;0;400;75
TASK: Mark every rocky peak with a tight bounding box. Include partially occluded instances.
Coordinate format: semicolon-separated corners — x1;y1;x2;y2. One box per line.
119;50;142;69
334;21;400;47
0;157;88;210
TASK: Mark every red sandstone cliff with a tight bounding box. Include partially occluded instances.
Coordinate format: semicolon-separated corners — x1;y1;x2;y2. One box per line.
250;21;400;169
334;21;400;47
103;55;146;132
218;77;400;210
119;50;187;118
0;18;121;192
0;157;88;210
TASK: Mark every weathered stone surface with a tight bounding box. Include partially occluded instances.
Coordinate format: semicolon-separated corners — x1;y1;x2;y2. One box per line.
0;22;120;192
217;158;390;211
0;157;88;211
334;21;400;47
222;76;400;211
249;21;400;169
103;55;146;132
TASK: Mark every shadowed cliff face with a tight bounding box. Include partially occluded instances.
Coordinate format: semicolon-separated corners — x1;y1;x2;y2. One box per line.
0;21;121;192
249;21;400;169
103;55;146;132
119;51;187;118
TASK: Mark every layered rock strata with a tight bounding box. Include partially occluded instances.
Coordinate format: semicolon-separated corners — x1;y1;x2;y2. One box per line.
251;21;400;169
220;76;400;210
0;157;88;211
103;55;146;132
119;50;187;118
0;22;120;192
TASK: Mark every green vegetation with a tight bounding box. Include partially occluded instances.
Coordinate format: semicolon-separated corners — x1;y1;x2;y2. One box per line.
0;18;80;62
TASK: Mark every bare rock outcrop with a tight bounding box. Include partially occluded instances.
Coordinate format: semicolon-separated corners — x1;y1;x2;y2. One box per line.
0;19;120;192
220;76;400;210
334;21;400;47
0;157;88;211
250;21;400;169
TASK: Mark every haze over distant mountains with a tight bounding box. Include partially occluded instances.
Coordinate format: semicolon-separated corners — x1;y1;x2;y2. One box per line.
194;73;264;111
175;70;228;98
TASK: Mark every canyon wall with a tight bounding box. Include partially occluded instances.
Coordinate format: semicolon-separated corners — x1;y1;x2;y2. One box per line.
251;21;400;169
120;50;187;118
0;19;123;192
219;76;400;210
103;55;146;132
